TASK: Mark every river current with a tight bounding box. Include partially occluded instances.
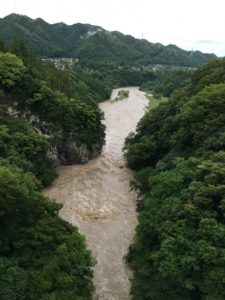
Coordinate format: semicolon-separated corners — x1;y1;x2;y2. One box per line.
44;87;148;299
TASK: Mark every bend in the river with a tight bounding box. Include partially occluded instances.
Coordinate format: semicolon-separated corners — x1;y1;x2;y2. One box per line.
44;87;148;299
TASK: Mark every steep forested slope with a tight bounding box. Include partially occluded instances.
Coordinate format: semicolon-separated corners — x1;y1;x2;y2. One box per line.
140;67;193;98
0;50;107;165
0;14;217;67
0;45;115;298
124;58;225;299
0;166;94;299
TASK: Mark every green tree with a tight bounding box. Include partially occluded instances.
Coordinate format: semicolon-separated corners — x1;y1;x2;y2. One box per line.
0;115;57;186
0;166;94;299
124;58;225;299
0;51;106;165
0;52;25;88
0;257;27;300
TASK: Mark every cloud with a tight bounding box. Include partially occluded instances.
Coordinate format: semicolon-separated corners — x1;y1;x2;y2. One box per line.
196;40;222;45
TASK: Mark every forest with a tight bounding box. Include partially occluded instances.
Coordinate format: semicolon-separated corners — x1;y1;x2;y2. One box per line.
124;58;225;299
140;67;193;98
0;39;174;299
0;14;216;67
0;42;113;299
1;31;225;299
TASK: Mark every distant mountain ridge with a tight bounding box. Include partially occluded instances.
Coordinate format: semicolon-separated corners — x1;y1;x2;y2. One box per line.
0;13;217;67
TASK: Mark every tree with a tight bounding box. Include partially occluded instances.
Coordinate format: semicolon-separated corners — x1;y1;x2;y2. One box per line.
0;166;94;299
0;115;57;186
0;40;5;52
124;58;225;299
0;257;27;300
0;52;25;88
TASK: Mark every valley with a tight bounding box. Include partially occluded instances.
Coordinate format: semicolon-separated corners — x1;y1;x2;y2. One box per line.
44;87;148;299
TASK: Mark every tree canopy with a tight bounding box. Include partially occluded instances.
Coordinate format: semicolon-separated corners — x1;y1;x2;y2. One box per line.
0;166;94;299
0;50;106;165
0;14;216;67
0;46;105;299
0;52;25;88
124;58;225;299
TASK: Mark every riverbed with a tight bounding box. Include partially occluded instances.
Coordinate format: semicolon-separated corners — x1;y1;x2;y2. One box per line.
44;87;148;299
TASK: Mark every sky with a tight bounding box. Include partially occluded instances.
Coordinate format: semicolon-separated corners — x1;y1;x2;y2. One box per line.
1;0;225;56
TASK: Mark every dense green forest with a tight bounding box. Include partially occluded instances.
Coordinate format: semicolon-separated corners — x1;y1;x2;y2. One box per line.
0;44;111;165
0;16;224;298
0;166;94;299
124;58;225;299
0;42;119;298
0;14;216;67
140;67;193;98
0;39;163;299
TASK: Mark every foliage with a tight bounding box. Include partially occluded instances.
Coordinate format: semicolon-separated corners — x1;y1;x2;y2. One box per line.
113;89;129;101
0;115;57;186
124;95;179;170
140;67;193;98
0;51;106;164
189;58;225;95
0;52;25;88
0;257;27;300
124;58;225;299
0;15;223;299
0;46;107;298
0;166;94;299
173;83;225;151
7;41;112;105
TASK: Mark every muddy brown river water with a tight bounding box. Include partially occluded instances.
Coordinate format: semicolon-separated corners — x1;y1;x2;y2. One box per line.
44;87;148;299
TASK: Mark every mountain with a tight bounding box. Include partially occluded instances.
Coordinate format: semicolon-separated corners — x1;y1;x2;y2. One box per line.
0;13;217;67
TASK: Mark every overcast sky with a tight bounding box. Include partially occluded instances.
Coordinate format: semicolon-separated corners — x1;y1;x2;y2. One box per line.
1;0;225;56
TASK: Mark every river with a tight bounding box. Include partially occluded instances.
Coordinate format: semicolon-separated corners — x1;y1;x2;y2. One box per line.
44;87;148;299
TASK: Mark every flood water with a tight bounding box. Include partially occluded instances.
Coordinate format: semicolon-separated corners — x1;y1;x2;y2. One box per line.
44;87;148;299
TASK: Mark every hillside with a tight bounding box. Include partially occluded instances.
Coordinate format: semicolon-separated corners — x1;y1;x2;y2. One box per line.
0;49;108;168
124;58;225;299
0;14;217;67
0;49;101;298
